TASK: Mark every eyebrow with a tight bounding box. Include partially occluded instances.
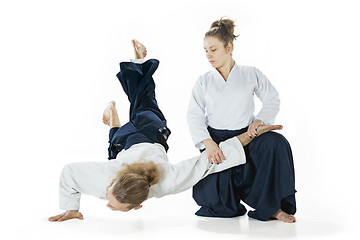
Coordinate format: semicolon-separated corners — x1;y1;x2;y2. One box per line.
204;46;217;49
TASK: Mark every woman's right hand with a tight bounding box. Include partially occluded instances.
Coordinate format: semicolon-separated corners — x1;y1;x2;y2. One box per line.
49;210;84;222
202;139;226;164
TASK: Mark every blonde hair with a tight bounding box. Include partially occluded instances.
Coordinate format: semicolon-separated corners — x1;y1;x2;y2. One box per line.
205;17;239;48
108;160;161;210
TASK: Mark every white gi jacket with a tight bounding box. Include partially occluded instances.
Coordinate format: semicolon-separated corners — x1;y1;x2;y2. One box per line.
59;137;245;210
187;64;280;149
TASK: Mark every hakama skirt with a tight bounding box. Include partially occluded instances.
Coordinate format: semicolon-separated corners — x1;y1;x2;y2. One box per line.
193;126;296;221
108;59;171;160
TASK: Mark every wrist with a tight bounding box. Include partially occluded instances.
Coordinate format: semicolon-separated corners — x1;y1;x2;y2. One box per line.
202;138;213;146
237;133;252;147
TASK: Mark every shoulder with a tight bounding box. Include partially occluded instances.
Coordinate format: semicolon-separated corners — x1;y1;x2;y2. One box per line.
199;69;216;79
194;70;216;89
61;161;111;174
199;66;223;81
235;64;259;74
235;64;268;82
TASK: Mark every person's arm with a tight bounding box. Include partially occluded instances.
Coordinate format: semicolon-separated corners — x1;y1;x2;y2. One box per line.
155;124;283;197
49;162;112;222
48;210;83;222
238;124;283;146
49;164;84;222
201;138;225;164
187;77;211;148
248;68;280;138
156;137;246;197
187;77;225;164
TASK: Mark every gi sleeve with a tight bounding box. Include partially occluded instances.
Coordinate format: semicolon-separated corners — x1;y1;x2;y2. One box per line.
59;162;112;210
254;67;280;125
153;136;246;197
187;76;211;149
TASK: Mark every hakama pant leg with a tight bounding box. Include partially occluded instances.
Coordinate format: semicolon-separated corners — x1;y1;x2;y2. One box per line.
193;127;248;218
193;167;247;218
239;132;297;220
108;59;170;159
192;127;296;220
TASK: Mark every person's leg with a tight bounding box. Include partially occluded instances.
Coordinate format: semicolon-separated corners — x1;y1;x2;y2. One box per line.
193;127;248;218
103;39;148;129
240;132;296;223
193;125;296;223
117;60;164;124
107;40;170;159
234;125;296;223
115;40;169;144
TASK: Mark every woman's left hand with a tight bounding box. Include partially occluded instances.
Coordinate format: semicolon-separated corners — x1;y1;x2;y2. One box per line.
247;119;264;138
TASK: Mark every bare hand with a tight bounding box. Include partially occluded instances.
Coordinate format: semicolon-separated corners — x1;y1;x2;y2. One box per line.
202;138;226;164
257;124;283;136
247;119;264;138
49;210;84;222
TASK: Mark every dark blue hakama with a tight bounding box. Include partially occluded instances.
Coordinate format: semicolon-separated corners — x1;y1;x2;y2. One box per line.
193;126;296;221
108;59;170;160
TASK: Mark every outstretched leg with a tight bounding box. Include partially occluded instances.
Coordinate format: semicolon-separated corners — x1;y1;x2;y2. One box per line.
104;39;148;128
107;40;170;159
116;40;167;139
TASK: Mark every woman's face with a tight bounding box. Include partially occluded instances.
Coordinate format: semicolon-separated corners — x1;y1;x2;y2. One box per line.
204;36;232;69
106;185;143;212
106;189;131;212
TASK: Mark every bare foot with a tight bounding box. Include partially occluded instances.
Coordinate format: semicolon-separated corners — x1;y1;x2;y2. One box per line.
132;39;147;59
102;101;116;126
272;209;296;223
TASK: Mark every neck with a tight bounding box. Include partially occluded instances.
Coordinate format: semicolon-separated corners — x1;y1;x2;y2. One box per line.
217;58;235;81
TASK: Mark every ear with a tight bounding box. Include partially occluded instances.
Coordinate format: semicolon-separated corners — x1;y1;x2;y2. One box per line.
226;43;233;54
133;205;143;210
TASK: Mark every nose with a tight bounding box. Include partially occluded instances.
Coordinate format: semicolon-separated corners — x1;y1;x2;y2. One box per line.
207;53;214;61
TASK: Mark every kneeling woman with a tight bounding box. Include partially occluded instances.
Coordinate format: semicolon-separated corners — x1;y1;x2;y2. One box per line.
49;40;282;222
188;18;296;223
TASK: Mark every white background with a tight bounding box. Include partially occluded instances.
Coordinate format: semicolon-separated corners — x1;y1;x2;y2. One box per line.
1;0;359;239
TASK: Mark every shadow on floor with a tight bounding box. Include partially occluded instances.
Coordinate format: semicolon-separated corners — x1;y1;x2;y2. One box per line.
196;216;345;238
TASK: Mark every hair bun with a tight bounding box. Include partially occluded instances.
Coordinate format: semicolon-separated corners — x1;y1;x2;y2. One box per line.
206;17;239;47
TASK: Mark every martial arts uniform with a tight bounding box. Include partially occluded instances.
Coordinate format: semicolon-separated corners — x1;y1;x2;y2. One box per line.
58;59;247;211
187;63;296;220
108;59;170;159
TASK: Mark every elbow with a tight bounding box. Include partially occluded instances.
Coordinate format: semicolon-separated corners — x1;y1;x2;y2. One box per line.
60;164;76;184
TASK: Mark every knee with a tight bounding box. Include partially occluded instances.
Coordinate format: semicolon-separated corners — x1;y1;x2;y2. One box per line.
257;132;290;149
